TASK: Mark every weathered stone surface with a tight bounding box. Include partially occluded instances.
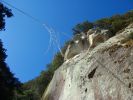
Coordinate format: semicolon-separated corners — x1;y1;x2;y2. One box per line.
64;29;110;60
87;29;110;48
64;32;89;61
42;24;133;100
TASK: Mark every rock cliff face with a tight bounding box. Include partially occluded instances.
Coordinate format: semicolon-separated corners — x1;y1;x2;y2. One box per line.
64;33;89;61
64;29;110;60
42;24;133;100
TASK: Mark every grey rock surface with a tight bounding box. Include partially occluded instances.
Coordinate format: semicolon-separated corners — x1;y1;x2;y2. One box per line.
42;24;133;100
64;29;110;60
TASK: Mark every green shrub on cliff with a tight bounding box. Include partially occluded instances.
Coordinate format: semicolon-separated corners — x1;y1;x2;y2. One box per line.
72;21;94;35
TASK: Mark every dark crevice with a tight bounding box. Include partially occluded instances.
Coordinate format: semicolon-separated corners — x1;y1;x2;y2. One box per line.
85;88;87;93
88;67;97;79
129;83;131;88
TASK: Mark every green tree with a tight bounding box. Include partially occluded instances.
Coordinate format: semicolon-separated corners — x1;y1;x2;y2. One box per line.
0;2;13;30
0;40;22;100
0;2;22;100
72;21;94;35
95;18;112;29
22;52;64;100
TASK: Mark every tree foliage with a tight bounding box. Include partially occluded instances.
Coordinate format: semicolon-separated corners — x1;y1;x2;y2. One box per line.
0;40;22;100
72;10;133;36
22;52;64;100
95;11;133;36
0;2;13;31
0;2;22;100
72;21;94;35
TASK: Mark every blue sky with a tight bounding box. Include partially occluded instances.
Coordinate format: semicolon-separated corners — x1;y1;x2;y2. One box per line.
0;0;133;82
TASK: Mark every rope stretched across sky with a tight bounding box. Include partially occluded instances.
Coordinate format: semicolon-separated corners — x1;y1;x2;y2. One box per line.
0;0;66;56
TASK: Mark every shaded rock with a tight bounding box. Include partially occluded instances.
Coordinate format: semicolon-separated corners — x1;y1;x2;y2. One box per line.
87;29;110;49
